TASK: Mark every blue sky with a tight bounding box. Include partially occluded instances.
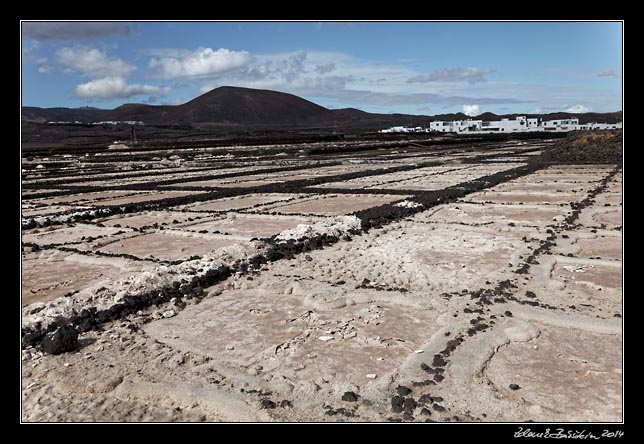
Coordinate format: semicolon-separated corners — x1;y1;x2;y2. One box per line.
21;21;623;116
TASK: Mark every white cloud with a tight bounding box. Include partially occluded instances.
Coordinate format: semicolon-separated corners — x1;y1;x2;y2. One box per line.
407;67;495;84
193;50;533;112
597;69;619;78
74;77;166;100
564;104;592;113
463;104;480;116
23;22;134;41
55;46;134;77
37;65;53;74
149;47;252;79
314;62;336;74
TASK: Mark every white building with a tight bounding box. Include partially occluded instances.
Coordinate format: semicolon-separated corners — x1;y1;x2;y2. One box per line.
380;126;426;133
383;116;620;134
541;118;579;131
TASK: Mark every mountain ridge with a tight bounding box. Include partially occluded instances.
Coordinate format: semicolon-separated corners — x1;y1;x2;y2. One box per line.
22;86;623;128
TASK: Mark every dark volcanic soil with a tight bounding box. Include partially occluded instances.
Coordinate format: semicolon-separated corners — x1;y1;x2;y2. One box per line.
541;130;622;164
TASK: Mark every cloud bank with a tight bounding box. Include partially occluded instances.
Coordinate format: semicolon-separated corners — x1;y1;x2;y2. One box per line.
407;67;494;84
149;47;252;79
74;77;166;100
55;46;134;77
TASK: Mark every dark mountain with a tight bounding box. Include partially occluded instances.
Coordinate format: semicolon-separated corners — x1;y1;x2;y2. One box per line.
156;86;330;125
96;103;174;123
22;87;622;131
21;106;106;123
536;111;622;124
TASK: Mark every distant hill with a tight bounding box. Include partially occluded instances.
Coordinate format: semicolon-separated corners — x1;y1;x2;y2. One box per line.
96;103;175;123
21;106;106;123
155;86;330;125
22;86;622;130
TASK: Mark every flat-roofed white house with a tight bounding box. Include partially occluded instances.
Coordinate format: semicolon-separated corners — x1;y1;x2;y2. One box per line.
382;116;621;134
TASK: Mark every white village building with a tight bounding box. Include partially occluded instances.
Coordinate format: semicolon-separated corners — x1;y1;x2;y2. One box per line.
381;116;622;134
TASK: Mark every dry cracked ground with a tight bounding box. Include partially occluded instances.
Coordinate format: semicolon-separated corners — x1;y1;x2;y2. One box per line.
21;135;622;422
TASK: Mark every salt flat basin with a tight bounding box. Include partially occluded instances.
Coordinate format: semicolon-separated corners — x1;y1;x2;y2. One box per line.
485;325;622;422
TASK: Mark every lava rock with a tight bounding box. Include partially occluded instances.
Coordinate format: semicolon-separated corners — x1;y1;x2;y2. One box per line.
402;397;417;415
396;385;412;396
391;395;404;413
402;412;414;421
525;291;537;298
41;326;78;355
432;354;447;367
504;311;513;317
342;391;359;402
509;383;521;390
260;399;277;409
432;403;446;412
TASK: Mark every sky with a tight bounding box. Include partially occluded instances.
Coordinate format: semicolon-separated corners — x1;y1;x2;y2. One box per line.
21;21;623;116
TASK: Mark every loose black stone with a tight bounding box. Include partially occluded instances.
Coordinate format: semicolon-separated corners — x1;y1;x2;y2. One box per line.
21;331;43;347
402;412;414;421
509;383;521;390
433;374;445;383
420;407;432;416
396;385;412;396
342;391;359;402
432;404;446;412
525;291;537;298
280;400;293;408
403;397;417;415
391;396;404;413
504;311;513;317
418;394;433;405
41;325;78;355
260;399;277;409
432;354;447;367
